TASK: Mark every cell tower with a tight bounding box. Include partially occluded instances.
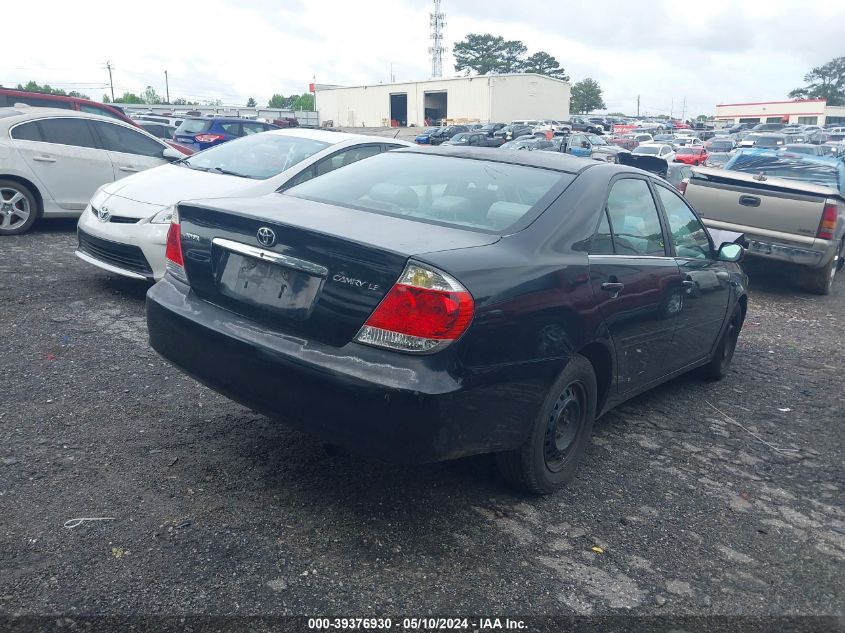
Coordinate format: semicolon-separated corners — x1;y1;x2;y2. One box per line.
429;0;446;78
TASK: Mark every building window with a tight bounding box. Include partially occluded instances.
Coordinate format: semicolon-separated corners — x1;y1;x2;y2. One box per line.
766;116;784;123
796;116;818;125
825;116;845;125
739;117;760;124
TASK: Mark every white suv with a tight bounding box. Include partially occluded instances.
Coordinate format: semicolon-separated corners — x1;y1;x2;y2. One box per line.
0;106;181;234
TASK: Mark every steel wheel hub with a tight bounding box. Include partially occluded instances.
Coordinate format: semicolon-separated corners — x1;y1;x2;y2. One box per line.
544;383;585;473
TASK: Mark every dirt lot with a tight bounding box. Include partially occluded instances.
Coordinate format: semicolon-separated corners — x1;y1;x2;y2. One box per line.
1;220;843;619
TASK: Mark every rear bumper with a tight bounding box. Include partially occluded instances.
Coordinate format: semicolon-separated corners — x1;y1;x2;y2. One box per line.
745;239;826;267
146;277;546;462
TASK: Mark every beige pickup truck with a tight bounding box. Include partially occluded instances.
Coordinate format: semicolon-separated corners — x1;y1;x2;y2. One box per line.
683;153;845;294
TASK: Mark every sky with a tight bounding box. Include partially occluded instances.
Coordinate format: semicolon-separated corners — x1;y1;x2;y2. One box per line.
3;0;844;117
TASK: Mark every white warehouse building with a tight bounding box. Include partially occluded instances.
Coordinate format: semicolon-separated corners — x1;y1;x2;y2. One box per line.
315;74;571;128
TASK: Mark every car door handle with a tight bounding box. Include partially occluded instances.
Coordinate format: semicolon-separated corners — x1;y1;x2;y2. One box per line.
739;195;760;207
32;155;56;163
119;166;139;172
600;282;624;298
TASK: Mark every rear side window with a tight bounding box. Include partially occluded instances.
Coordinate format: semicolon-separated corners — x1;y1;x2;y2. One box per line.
31;118;98;148
655;185;712;259
241;122;266;135
176;119;212;135
604;179;666;256
10;121;44;142
219;122;240;135
286;152;570;233
91;121;165;158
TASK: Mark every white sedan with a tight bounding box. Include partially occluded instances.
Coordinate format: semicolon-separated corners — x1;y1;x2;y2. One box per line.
76;129;413;280
0;106;183;234
632;142;676;162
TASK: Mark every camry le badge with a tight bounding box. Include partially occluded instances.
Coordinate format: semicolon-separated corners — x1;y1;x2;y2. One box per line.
97;207;110;222
256;227;276;247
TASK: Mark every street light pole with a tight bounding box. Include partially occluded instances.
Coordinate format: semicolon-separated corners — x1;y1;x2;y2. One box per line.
106;61;115;102
164;70;170;104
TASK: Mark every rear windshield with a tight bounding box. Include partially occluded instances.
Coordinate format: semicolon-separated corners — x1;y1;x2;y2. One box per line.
725;154;842;189
176;119;212;134
677;148;698;154
184;133;329;180
286;152;571;233
634;146;660;155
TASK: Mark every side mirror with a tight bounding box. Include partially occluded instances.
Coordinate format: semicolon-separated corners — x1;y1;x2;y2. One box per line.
718;242;744;262
581;141;590;148
162;146;183;161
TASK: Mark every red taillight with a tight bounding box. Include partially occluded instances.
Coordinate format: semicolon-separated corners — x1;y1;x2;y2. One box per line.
817;203;837;240
355;263;474;354
194;133;226;143
164;211;187;281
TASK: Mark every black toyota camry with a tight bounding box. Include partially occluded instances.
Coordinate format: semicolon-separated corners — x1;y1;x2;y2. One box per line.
146;147;748;494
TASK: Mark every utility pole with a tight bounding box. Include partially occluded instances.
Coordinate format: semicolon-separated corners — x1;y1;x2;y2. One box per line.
105;61;115;102
670;96;674;119
636;95;640;117
681;96;686;122
164;70;170;104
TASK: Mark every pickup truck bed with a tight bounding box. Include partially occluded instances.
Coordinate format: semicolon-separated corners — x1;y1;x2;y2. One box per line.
684;167;844;294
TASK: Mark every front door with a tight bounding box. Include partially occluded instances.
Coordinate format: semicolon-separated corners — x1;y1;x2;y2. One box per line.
588;177;684;395
568;134;591;158
89;121;168;180
654;183;732;370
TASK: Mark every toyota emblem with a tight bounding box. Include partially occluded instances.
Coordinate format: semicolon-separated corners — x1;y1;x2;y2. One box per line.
256;226;276;247
97;206;111;222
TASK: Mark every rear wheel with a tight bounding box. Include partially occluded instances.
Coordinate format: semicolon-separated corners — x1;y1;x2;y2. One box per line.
0;180;39;235
699;303;743;381
803;243;841;295
496;354;596;494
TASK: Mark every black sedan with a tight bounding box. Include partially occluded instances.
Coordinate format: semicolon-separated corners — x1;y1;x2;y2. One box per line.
146;147;748;494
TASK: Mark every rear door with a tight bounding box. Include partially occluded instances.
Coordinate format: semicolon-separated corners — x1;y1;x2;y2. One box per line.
89;120;168;178
654;183;731;369
588;176;684;395
9;117;114;210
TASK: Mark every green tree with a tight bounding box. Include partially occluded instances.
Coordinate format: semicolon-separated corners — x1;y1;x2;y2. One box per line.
16;81;88;99
203;99;223;106
788;56;845;106
520;51;569;81
268;93;286;108
113;92;144;104
143;86;161;104
696;114;711;121
453;33;526;75
246;97;257;107
290;93;315;110
171;97;199;106
570;78;606;114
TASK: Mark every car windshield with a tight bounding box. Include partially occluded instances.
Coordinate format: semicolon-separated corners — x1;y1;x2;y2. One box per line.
286;152;571;232
726;154;842;189
677;148;698;155
827;134;845;141
634;146;660;155
449;134;470;143
587;135;607;145
783;146;815;155
176;119;212;134
184;133;330;179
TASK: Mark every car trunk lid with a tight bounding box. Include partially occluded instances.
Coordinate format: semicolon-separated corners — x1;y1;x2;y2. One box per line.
176;194;499;346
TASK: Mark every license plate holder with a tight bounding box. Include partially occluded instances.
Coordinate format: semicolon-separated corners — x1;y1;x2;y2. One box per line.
217;252;323;320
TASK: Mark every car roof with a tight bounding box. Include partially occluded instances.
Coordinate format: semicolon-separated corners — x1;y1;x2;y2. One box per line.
0;106;133;125
393;145;595;173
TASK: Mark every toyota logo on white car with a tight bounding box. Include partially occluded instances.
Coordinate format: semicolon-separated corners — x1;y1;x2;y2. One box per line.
97;207;111;222
256;227;276;247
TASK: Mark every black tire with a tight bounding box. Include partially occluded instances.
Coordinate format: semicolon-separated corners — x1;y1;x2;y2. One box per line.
699;303;743;381
803;242;841;295
496;354;596;494
0;179;39;236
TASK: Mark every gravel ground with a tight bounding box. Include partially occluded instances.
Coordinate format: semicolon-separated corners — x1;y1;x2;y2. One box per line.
0;220;843;619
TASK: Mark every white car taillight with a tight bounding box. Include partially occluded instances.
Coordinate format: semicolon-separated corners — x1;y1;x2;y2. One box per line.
164;208;187;282
354;263;474;354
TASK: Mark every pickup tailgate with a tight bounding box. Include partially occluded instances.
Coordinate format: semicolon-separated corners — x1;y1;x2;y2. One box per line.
684;167;836;240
